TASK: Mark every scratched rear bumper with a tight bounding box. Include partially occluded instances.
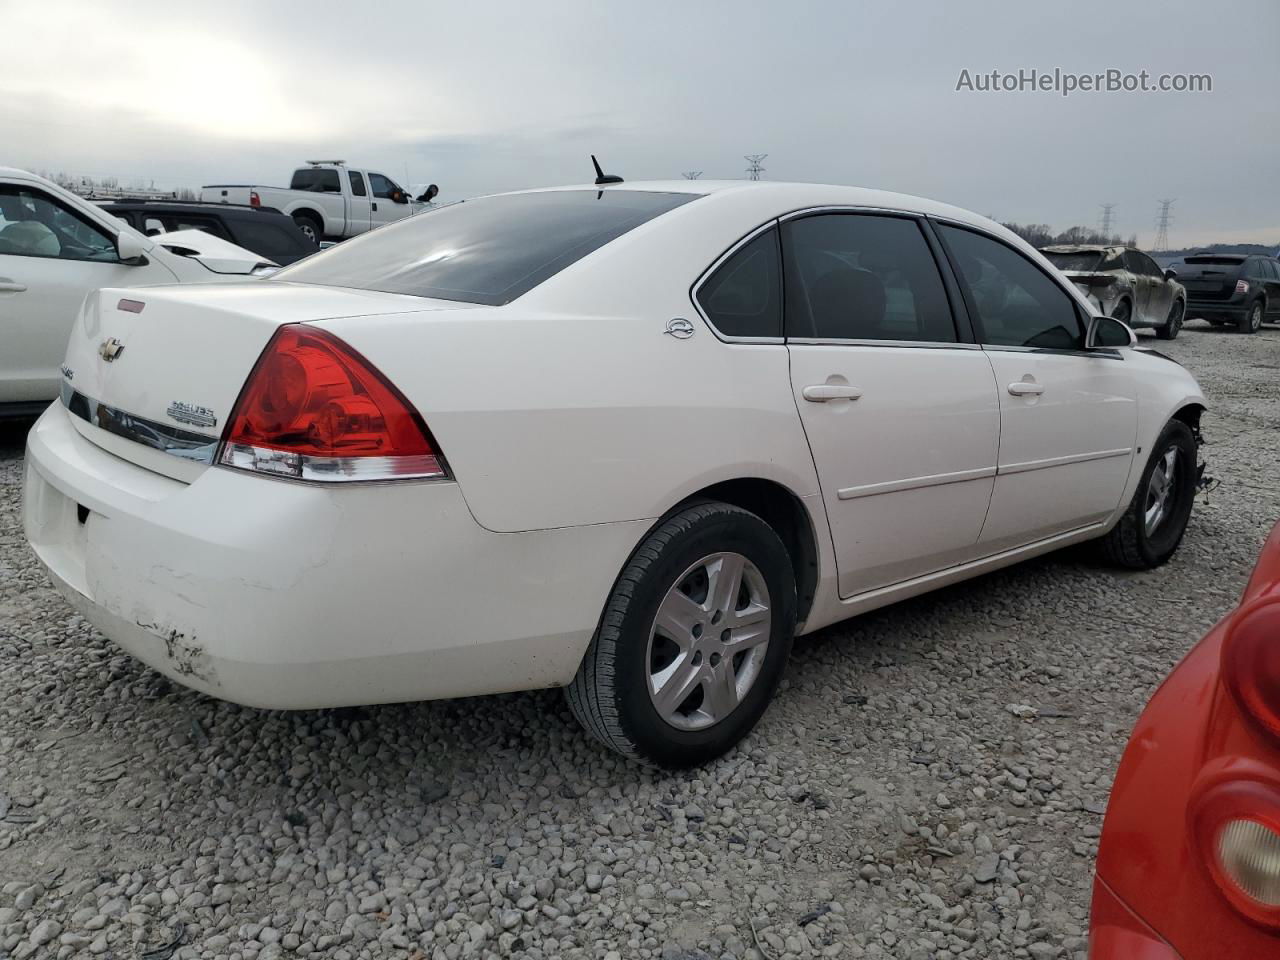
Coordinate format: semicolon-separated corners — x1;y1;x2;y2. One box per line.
22;403;641;709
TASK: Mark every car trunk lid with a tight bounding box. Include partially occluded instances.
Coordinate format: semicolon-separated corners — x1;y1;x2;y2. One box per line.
1175;256;1245;301
61;281;469;482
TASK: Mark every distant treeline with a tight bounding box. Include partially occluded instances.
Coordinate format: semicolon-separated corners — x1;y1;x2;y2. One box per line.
1001;221;1277;258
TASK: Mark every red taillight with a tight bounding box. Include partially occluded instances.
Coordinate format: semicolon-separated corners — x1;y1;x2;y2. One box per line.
1237;279;1251;295
218;325;447;482
1191;780;1280;927
249;191;261;207
1223;599;1280;743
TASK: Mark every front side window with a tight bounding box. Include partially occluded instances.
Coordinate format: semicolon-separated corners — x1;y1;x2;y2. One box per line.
289;168;341;193
273;189;700;305
368;174;399;199
695;228;782;338
348;171;367;197
782;214;955;342
939;224;1083;350
0;185;119;262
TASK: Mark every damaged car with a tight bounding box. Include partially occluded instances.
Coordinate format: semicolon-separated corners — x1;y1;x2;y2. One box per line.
24;179;1208;767
1041;244;1186;340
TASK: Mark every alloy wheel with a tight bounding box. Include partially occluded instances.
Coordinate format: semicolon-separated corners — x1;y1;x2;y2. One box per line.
646;552;772;731
1251;303;1263;333
1144;446;1180;537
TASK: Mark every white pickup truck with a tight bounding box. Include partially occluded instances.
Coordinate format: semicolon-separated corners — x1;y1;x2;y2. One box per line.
201;161;438;244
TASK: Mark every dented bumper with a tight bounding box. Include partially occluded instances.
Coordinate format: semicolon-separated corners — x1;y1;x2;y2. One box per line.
23;403;644;708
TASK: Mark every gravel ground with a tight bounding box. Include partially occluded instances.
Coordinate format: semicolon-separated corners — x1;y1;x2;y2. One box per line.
2;320;1279;960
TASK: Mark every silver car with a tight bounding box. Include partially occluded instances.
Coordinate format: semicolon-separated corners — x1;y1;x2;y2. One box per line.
1041;244;1187;340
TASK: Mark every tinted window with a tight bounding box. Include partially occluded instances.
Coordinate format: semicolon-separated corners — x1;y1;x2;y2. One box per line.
289;168;341;193
940;225;1083;349
1100;249;1125;270
368;174;398;199
0;184;119;262
782;214;955;342
232;221;310;261
696;228;782;338
1136;252;1162;277
273;189;699;305
1263;260;1280;280
348;171;367;197
1042;251;1102;272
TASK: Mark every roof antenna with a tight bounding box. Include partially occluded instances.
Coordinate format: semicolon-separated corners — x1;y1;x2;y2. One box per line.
592;155;624;186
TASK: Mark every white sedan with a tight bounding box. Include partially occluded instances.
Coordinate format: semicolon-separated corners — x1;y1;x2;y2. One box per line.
0;167;276;418
23;180;1207;767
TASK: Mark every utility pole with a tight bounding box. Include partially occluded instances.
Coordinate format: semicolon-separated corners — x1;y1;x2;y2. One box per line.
1154;199;1175;252
682;171;703;180
1098;203;1116;240
744;154;767;181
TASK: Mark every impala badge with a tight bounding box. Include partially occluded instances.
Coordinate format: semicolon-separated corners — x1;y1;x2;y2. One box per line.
665;317;695;339
166;401;217;429
98;338;125;362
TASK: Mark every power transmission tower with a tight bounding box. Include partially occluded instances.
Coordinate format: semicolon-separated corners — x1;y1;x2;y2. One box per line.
1153;199;1175;252
682;171;703;180
1098;203;1116;240
744;154;767;181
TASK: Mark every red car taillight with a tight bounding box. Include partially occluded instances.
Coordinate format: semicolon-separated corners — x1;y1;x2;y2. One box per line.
1222;600;1280;742
249;190;261;207
1191;780;1280;927
1237;280;1251;295
218;324;448;483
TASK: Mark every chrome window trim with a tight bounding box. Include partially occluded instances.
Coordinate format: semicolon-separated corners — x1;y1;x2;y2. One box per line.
981;344;1126;361
60;383;217;464
787;337;980;350
689;219;785;344
777;204;921;222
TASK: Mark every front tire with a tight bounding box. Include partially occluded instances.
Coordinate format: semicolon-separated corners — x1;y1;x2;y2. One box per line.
566;502;796;768
1238;300;1264;334
1112;299;1132;326
1098;420;1197;569
1155;299;1184;340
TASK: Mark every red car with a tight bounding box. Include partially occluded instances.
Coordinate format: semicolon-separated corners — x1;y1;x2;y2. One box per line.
1091;521;1280;958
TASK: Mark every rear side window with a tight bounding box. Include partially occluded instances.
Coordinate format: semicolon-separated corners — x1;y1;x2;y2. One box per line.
232;220;310;260
348;171;367;197
940;224;1083;349
695;228;782;338
782;214;955;343
273;190;699;305
290;168;341;193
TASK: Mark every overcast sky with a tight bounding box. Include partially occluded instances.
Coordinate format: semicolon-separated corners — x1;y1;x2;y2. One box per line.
4;0;1276;247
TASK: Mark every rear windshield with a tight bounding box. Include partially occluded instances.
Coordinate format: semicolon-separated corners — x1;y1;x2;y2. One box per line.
271;189;700;305
1185;255;1247;265
290;169;341;193
1043;251;1103;272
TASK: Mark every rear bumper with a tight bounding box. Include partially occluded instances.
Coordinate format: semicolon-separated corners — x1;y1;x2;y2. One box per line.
23;403;643;708
1184;299;1248;321
1088;877;1182;960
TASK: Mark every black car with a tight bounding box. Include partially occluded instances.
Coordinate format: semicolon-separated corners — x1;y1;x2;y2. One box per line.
1172;252;1280;334
100;200;317;266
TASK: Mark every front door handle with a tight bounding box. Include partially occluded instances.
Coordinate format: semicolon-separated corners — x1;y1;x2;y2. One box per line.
0;279;27;293
1008;381;1045;397
803;384;862;402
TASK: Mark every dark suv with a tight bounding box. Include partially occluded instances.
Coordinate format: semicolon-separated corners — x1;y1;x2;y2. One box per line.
101;200;317;266
1172;253;1280;334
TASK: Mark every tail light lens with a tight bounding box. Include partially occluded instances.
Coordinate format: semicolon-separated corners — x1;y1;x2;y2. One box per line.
1192;781;1280;927
249;191;261;207
1222;599;1280;742
1237;279;1251;295
218;325;447;483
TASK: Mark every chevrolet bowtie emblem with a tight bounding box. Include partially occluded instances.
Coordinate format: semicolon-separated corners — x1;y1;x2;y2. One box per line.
98;338;125;362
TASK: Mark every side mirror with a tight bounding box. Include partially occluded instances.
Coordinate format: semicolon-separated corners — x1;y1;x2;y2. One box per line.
390;190;408;204
416;184;439;203
1086;314;1137;349
1164;267;1178;281
115;230;150;264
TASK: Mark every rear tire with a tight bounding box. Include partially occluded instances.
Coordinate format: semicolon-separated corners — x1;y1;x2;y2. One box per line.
1112;299;1132;325
1098;420;1197;569
1238;300;1264;334
1155;299;1184;340
293;213;323;246
566;502;796;768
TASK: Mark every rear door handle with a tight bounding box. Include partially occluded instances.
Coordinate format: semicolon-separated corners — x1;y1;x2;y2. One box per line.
803;384;862;402
0;279;26;293
1008;381;1045;397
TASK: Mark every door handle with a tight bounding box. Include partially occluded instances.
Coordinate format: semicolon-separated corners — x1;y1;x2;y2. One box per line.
371;202;378;211
0;279;26;293
803;384;862;402
1008;381;1045;397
